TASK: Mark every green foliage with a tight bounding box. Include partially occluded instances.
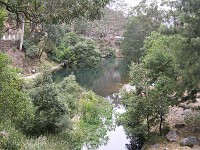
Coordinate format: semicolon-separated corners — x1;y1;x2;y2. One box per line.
0;52;33;122
45;24;70;47
58;75;84;118
57;33;100;68
119;33;179;139
23;39;33;50
1;0;110;24
26;45;39;58
184;112;200;132
121;1;163;62
62;32;83;47
0;8;6;37
77;91;113;149
0;120;26;150
162;0;200;99
22;135;70;150
24;69;69;136
101;47;115;58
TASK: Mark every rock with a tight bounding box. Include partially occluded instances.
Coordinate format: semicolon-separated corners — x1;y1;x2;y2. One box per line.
175;123;185;128
166;131;178;142
196;92;200;98
151;144;160;149
163;148;168;150
180;136;199;147
31;69;36;74
181;109;192;116
122;84;135;93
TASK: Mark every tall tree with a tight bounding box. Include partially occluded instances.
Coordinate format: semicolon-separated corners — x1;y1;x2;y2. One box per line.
0;0;110;49
162;0;200;100
119;32;181;139
121;0;163;62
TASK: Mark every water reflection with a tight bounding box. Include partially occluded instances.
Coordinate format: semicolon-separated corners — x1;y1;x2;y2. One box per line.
53;58;139;150
53;58;129;97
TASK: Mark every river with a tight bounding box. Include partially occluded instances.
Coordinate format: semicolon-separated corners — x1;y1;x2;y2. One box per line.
53;58;132;150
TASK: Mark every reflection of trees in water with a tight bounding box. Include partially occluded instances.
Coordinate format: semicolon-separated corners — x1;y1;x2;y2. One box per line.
91;58;128;96
53;58;129;97
126;135;146;150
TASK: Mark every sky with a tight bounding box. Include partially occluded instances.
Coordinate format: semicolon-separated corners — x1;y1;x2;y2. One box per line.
124;0;142;7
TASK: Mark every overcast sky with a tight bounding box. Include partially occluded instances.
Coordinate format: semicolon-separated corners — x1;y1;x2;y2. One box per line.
124;0;141;7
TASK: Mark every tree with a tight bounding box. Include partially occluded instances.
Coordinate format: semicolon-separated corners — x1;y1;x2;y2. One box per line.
0;0;110;50
121;1;163;62
57;32;100;68
25;69;69;135
175;0;200;99
0;7;6;37
0;52;33;122
0;0;110;25
77;91;113;149
161;0;200;101
119;32;179;140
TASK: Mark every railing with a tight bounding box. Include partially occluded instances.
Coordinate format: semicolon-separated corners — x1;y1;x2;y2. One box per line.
1;33;21;41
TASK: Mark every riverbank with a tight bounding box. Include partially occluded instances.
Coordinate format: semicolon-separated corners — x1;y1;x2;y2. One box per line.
22;63;64;80
144;94;200;150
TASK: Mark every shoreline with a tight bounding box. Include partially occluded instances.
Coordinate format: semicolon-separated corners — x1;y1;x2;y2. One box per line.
22;63;64;80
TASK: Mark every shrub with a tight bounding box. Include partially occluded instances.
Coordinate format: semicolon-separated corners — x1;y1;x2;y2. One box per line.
0;120;26;150
23;69;69;136
26;45;39;58
23;39;33;50
58;75;84;117
0;52;34;122
184;112;200;132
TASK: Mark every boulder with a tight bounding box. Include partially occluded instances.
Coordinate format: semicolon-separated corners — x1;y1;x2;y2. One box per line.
166;131;178;142
151;144;160;149
180;136;199;147
181;109;192;117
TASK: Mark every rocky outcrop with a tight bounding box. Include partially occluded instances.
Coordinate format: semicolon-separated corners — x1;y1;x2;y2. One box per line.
180;136;199;147
166;131;178;142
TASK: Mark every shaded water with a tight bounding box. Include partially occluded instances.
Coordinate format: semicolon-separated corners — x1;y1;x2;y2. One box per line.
53;58;129;97
53;58;140;150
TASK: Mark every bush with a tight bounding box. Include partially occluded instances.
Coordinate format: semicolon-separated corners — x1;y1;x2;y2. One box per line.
23;39;33;50
0;52;34;122
23;69;69;136
0;120;26;150
184;112;200;132
77;91;113;149
101;47;115;58
26;45;39;58
58;75;84;117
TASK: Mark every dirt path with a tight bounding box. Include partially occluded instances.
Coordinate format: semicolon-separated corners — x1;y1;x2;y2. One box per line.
22;64;64;80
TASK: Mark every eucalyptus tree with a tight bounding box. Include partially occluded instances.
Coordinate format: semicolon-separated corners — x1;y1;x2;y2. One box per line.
0;0;110;49
119;32;183;139
121;0;163;62
161;0;200;101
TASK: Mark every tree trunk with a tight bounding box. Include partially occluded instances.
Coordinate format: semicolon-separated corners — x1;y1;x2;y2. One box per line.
147;114;150;135
159;111;163;135
38;37;48;60
20;13;25;50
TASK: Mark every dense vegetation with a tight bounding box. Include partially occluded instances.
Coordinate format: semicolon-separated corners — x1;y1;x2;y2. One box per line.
119;0;200;146
0;57;113;149
0;1;114;150
0;0;200;149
